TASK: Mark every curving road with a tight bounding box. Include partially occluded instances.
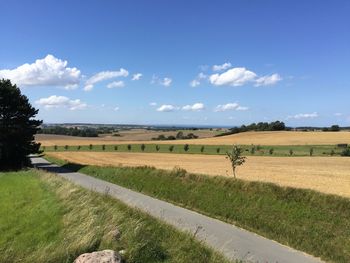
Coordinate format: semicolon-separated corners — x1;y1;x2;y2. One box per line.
31;156;323;263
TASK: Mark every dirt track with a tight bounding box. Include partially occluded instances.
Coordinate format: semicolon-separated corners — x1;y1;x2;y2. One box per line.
47;152;350;198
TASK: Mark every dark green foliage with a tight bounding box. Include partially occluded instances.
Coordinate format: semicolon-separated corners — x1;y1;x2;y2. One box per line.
89;144;93;150
141;144;146;151
54;145;58;151
114;145;118;151
127;144;131;151
37;126;98;137
102;145;106;151
250;146;255;155
341;148;350;156
169;145;174;152
77;146;81;150
64;145;68;150
309;148;313;156
200;146;205;153
269;148;274;155
0;79;42;169
216;120;286;137
216;148;220;153
289;149;293;156
184;144;189;152
155;145;160;151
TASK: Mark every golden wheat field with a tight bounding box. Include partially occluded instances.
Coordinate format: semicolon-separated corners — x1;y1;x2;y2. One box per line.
37;131;350;146
47;151;350;198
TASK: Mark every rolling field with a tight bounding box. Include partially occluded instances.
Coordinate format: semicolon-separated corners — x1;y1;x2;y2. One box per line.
46;152;350;198
37;131;350;146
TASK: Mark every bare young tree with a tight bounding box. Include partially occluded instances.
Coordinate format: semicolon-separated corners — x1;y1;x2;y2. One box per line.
226;145;246;178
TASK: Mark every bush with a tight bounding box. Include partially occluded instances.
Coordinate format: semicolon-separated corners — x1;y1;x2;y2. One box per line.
114;146;118;151
169;145;174;152
269;148;274;155
200;146;205;153
156;145;160;151
102;145;106;151
54;145;58;151
250;146;255;155
289;149;293;156
77;146;81;150
89;144;93;150
216;148;220;154
64;145;68;150
184;144;189;152
141;144;146;151
341;148;350;156
309;148;313;156
127;144;131;151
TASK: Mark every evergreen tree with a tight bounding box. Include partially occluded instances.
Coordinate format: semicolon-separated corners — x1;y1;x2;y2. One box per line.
0;79;42;169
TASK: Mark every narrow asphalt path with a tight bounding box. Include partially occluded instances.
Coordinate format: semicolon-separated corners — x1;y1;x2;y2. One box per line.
31;157;323;263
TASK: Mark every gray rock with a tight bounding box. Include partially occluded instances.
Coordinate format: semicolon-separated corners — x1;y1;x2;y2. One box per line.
74;250;122;263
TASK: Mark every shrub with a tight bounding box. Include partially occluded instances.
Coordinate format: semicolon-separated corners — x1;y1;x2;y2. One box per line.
127;144;131;151
226;145;246;178
169;145;174;152
102;145;106;151
250;146;255;155
309;148;313;156
64;145;68;150
341;148;350;156
269;148;274;155
156;145;160;151
89;144;93;150
200;146;205;153
141;144;146;151
216;148;220;154
289;149;293;156
114;146;118;151
54;145;58;151
77;145;81;150
184;144;189;152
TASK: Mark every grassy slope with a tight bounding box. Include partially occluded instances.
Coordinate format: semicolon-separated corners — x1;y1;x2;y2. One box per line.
46;155;350;263
0;170;228;263
42;143;344;157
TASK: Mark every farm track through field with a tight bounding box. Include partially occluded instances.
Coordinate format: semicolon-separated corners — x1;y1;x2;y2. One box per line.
46;152;350;198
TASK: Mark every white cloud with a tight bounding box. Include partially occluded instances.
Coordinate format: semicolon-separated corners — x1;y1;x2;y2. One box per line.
255;73;282;87
214;103;249;112
287;112;319;119
84;68;128;91
114;106;120;111
160;77;172;87
190;79;200;87
149;102;157;106
182;103;205;111
0;54;81;88
107;81;125;89
151;75;172;87
212;62;232;71
132;73;142;81
156;104;178;112
189;72;207;87
209;67;257;87
334;113;343;116
36;95;87;110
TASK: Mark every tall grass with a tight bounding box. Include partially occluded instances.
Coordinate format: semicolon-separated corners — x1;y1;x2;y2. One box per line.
0;170;229;263
46;155;350;263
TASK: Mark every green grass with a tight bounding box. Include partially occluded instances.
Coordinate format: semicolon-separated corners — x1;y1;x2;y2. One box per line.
0;169;229;263
41;143;345;157
46;155;350;263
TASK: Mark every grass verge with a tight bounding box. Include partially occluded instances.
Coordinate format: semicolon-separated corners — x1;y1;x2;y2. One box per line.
0;169;229;263
46;155;350;263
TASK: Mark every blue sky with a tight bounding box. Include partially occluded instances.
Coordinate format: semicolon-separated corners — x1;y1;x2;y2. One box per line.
1;0;349;126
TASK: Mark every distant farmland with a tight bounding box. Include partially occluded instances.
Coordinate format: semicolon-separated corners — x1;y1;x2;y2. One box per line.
37;131;350;146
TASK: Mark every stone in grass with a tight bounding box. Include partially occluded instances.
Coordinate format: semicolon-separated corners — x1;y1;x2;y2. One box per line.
74;249;122;263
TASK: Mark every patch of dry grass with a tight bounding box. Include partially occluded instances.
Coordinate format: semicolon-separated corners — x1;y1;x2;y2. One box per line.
47;151;350;198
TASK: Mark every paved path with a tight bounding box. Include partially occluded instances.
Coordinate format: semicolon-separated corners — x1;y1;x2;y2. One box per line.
31;157;323;263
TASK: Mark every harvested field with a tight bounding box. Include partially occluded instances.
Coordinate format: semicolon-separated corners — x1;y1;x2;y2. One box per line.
37;131;350;146
46;152;350;198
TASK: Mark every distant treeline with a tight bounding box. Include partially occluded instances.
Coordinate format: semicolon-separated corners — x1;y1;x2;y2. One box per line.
216;121;287;137
152;131;199;141
38;126;99;137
